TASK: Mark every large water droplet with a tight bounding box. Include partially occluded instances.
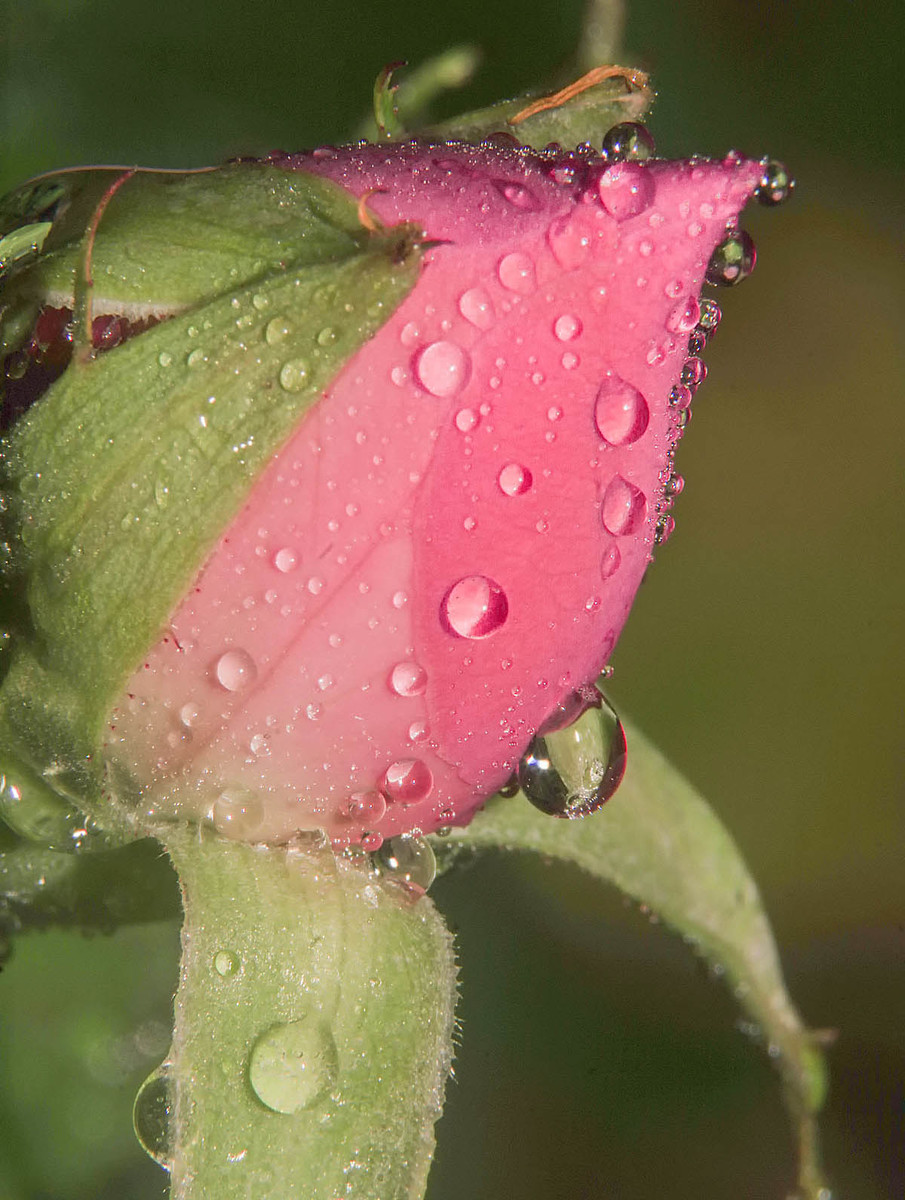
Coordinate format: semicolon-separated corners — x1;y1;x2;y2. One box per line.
547;215;590;270
214;949;241;977
441;575;509;638
497;462;533;496
601;121;655;162
414;340;470;397
458;286;495;330
517;691;626;817
389;661;428;697
273;547;298;573
755;159;794;207
597;162;655;220
705;230;756;286
278;359;310;392
133;1062;174;1169
248;1018;338;1114
594;376;650;446
601;475;647;536
497;252;537;294
211;788;263;836
374;835;437;890
213;648;257;691
553;313;582;342
381;759;433;805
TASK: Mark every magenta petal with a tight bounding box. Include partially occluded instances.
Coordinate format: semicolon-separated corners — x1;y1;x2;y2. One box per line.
108;142;761;845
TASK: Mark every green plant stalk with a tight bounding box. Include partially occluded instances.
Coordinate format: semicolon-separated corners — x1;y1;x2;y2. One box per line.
161;827;457;1200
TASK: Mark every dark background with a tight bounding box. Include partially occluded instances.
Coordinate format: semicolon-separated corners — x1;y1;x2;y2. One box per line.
1;1;903;1197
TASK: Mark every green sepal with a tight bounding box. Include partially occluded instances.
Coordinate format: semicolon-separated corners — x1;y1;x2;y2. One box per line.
0;164;425;835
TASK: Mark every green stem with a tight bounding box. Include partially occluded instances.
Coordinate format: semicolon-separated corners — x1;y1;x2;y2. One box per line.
158;828;456;1200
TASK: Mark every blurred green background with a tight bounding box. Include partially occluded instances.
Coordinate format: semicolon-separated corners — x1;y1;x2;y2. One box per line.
1;0;902;1197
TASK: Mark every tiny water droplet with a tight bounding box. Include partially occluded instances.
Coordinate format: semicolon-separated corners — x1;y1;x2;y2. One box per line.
133;1063;174;1169
458;286;495;330
597;162;655;220
696;298;722;337
361;831;383;851
248;1018;338;1114
517;692;626;818
600;542;621;579
594;376;650;446
668;384;693;410
495;180;540;210
213;648;257;691
455;406;480;433
389;661;428;697
601;475;647;536
347;791;387;823
497;462;533;496
755;158;794;206
374;835;437;890
251;293;270;312
681;356;707;390
414;340;470;397
381;758;433;805
666;296;701;334
655;513;676;544
601;122;655;162
186;347;207;369
157;350;173;368
705;230;756;286
497;252;537;294
279;359;310;392
214;949;240;977
440;576;508;639
316;325;337;346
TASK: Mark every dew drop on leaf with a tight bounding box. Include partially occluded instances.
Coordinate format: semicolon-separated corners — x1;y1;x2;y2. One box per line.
373;834;437;889
705;230;756;286
213;949;240;977
601;121;656;162
133;1062;175;1170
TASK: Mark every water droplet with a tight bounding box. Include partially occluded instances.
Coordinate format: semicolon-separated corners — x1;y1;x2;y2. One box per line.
440;575;509;638
497;252;536;294
601;475;647;536
547;215;590;270
211;788;263;835
755;158;794;206
248;1018;338;1114
214;949;240;977
361;831;383;851
374;835;437;890
664;472;685;499
133;1063;174;1169
705;230;756;286
668;384;693;410
458;286;495;330
601;122;655;162
316;325;336;346
347;791;387;823
265;317;292;345
186;347;207;369
655;513;676;544
594;376;650;446
414;340;470;397
455;407;479;433
381;759;433;805
697;298;722;336
179;703;199;727
494;180;540;210
273;547;297;573
553;313;582;342
252;293;270;312
389;661;428;697
408;720;429;742
497;462;533;496
213;648;257;691
537;683;603;735
597;162;655;220
279;359;310;392
517;692;626;818
600;542;621;579
666;296;701;334
157;350;173;368
681;356;708;391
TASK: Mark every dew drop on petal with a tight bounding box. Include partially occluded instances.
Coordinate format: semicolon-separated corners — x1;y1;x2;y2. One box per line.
547;215;590;270
273;547;297;573
497;462;533;496
681;356;708;390
213;648;257;691
374;835;437;889
440;575;509;638
601;121;656;162
705;230;756;286
414;340;470;397
666;296;701;334
601;476;647;536
389;661;428;697
211;788;263;835
248;1018;338;1114
600;541;622;579
498;252;537;294
347;790;387;823
553;313;582;342
755;158;795;207
381;758;433;805
455;407;480;433
494;180;541;210
458;286;495;330
594;376;650;446
597;162;655;220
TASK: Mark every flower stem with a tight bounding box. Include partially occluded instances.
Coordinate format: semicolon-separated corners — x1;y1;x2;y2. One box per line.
159;828;456;1200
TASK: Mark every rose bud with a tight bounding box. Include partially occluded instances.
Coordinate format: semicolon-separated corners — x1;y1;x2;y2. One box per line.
0;131;772;851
